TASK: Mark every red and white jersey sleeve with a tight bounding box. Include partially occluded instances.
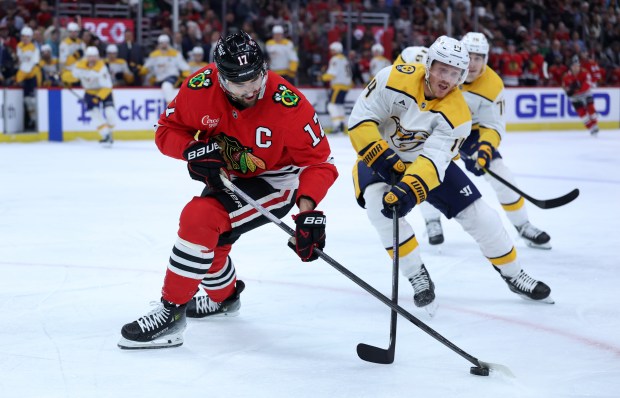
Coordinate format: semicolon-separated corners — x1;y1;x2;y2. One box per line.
155;66;338;206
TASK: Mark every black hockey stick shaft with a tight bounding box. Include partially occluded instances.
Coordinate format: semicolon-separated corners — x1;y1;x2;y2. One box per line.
483;166;579;209
221;177;500;372
357;177;400;364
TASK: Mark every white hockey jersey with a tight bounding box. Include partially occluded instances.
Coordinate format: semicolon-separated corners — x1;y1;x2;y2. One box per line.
349;64;471;191
17;42;40;74
143;48;190;82
59;37;85;70
322;54;352;89
460;66;505;148
369;55;391;79
71;59;113;98
106;58;134;86
266;38;299;77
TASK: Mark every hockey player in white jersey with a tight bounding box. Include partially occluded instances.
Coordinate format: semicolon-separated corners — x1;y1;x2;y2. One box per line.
266;25;299;84
349;36;552;314
395;45;429;65
322;41;352;134
16;27;41;130
62;47;116;146
418;32;551;249
369;43;391;80
105;44;134;86
59;22;84;72
141;34;190;103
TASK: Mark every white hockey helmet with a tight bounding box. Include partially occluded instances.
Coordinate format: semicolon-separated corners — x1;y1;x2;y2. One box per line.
106;44;119;54
400;46;429;64
157;34;171;44
426;35;470;85
329;41;343;54
41;44;52;53
461;32;489;61
67;22;80;32
371;43;384;55
191;46;204;55
85;46;99;58
272;25;284;35
20;26;33;37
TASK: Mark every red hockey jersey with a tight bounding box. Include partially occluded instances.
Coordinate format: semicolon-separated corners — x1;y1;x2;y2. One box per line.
155;66;338;206
562;68;592;97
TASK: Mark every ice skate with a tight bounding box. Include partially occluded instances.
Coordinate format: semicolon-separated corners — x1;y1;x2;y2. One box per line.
186;280;245;318
409;265;437;316
517;222;551;250
425;218;444;245
590;125;599;136
99;134;114;148
118;298;187;349
494;267;554;304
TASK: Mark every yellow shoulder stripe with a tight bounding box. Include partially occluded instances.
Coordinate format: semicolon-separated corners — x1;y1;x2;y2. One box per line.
348;120;382;153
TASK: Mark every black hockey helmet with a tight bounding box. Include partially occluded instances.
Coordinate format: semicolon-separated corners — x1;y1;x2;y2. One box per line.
214;31;266;83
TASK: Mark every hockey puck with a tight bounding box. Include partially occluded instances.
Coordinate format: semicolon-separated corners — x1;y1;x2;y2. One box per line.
470;366;490;376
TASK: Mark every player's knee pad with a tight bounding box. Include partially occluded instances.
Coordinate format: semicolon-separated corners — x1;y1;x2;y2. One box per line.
89;107;105;129
161;81;176;103
454;198;513;258
178;197;231;249
103;105;116;128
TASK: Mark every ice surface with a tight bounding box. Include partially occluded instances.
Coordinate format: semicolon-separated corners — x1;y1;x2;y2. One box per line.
1;130;619;397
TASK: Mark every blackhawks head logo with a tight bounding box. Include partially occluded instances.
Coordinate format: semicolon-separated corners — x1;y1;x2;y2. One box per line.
188;69;213;89
213;133;266;174
272;84;300;107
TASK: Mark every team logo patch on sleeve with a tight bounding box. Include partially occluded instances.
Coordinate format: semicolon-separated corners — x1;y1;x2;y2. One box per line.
213;133;266;174
187;69;213;89
395;64;416;74
272;84;300;107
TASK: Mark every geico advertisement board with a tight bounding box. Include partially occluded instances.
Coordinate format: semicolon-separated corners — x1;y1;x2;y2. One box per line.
503;87;620;124
61;88;173;132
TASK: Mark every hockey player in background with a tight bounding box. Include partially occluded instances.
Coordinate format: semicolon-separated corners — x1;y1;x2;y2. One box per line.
187;46;207;74
322;41;352;134
16;26;41;130
105;44;134;86
141;34;190;103
61;46;116;146
416;33;552;249
118;31;338;349
59;22;84;72
265;25;299;84
349;36;552;314
369;43;391;80
562;55;599;136
39;44;60;87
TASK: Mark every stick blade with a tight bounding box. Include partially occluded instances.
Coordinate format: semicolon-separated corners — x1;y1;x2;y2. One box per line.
356;343;394;364
477;360;515;378
537;188;579;209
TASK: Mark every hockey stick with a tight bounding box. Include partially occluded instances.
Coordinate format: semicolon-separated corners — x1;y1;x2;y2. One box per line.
220;177;513;376
356;176;399;364
482;166;579;209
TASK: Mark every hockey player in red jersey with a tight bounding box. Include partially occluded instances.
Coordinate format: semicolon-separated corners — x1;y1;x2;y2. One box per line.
118;31;338;349
562;55;599;136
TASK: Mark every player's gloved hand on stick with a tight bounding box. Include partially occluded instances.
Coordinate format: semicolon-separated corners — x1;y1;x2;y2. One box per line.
382;175;425;218
183;138;227;190
358;139;406;183
472;141;493;176
287;211;326;262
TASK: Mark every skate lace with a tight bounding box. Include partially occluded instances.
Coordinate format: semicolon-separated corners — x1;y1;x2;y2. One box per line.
426;220;443;238
410;268;430;292
519;222;543;239
137;302;170;332
511;271;537;293
195;295;221;314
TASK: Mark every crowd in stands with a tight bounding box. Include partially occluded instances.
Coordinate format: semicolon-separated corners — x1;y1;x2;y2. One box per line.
1;0;619;88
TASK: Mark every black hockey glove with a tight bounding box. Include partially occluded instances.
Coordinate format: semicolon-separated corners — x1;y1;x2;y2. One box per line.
287;211;326;262
358;139;406;183
382;175;426;218
183;139;227;190
472;141;494;176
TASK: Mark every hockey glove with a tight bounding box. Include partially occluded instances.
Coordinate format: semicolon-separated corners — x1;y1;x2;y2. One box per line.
472;141;494;176
183;139;227;190
359;140;406;183
382;175;427;218
287;211;326;262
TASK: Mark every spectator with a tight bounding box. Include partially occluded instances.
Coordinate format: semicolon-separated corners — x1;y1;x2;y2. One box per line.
117;29;144;86
498;40;523;87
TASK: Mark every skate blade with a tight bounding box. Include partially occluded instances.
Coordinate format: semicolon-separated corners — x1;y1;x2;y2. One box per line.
524;240;552;250
187;309;240;319
117;333;184;350
517;294;555;305
423;301;438;318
